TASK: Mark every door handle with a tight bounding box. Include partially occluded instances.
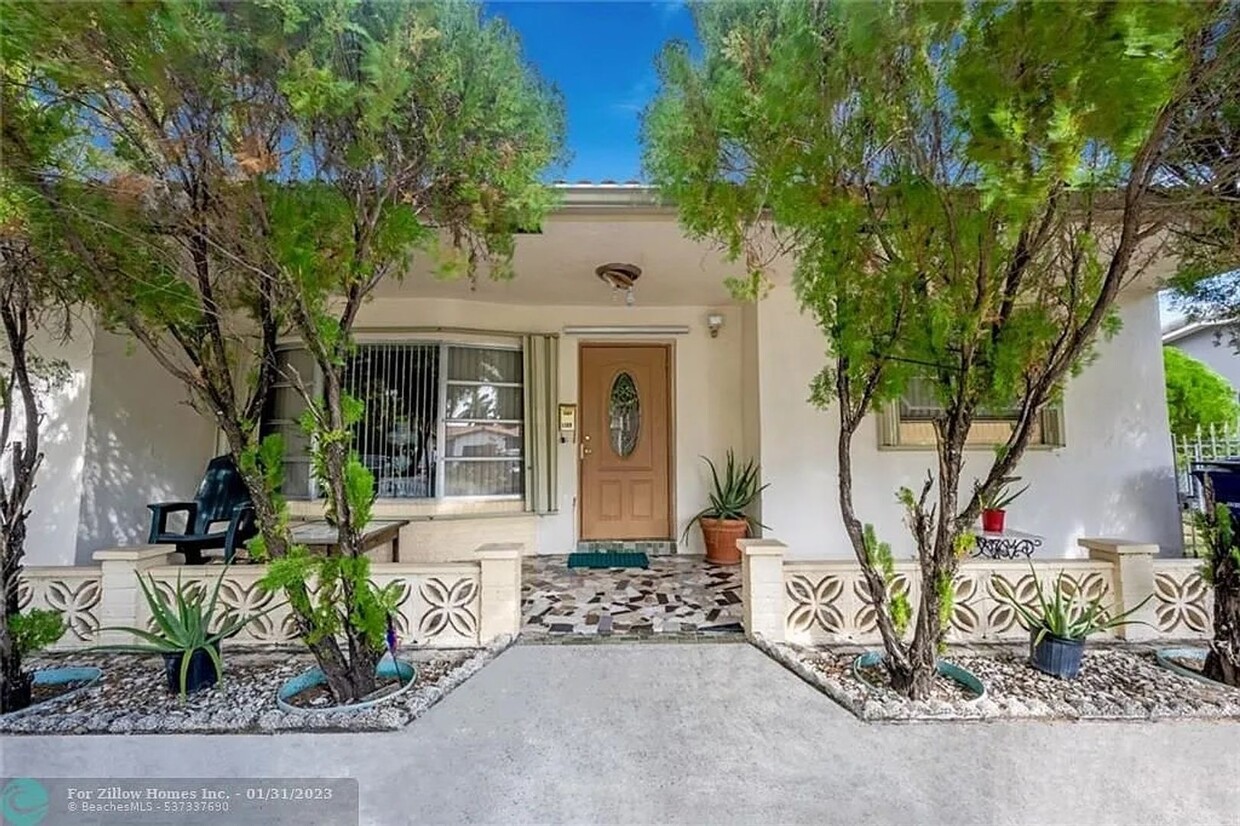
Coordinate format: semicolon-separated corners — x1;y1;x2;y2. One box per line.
580;434;592;460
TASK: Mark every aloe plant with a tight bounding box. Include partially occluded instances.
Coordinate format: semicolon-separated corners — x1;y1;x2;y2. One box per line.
684;450;770;540
994;567;1151;645
98;566;271;697
976;476;1028;511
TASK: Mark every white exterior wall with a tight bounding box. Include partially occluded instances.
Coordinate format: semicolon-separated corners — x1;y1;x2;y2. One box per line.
73;330;217;563
757;285;1182;559
11;316;96;566
289;296;744;557
1171;330;1240;395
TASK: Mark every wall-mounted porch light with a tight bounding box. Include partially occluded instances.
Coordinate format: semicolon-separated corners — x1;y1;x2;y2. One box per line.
707;312;725;338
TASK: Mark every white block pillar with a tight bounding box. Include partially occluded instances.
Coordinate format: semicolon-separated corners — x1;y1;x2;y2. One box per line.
741;538;787;642
1079;537;1159;642
476;542;522;642
92;545;176;644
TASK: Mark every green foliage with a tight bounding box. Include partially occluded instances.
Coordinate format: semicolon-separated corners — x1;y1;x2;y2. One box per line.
974;477;1029;512
4;0;573;702
644;0;1212;686
1163;347;1239;438
684;450;770;538
1164;7;1240;354
645;0;1204;431
9;609;65;657
259;549;401;652
863;524;910;637
1195;501;1240;586
97;566;274;698
263;5;562;688
994;567;1151;644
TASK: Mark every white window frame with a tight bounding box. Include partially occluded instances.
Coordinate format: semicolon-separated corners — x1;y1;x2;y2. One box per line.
438;340;525;502
272;335;526;502
876;383;1065;451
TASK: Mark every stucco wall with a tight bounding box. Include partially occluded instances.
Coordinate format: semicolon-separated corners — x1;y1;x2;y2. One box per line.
298;296;745;557
10;315;96;567
1171;330;1240;395
756;285;1182;559
72;330;217;563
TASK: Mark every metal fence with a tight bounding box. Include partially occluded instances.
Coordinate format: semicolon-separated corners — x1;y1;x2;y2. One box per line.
1174;422;1240;556
1175;422;1240;497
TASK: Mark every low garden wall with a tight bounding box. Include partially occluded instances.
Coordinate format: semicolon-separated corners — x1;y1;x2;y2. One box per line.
18;543;523;652
741;538;1213;645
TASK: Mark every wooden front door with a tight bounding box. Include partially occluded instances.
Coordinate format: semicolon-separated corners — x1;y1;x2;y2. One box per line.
579;344;672;540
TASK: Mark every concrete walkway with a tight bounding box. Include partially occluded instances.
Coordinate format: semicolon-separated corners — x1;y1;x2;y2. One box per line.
3;643;1238;825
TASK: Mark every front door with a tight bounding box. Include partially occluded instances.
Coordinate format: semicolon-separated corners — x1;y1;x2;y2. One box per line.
579;344;672;540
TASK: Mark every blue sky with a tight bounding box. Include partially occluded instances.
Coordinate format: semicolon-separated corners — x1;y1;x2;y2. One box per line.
486;1;697;182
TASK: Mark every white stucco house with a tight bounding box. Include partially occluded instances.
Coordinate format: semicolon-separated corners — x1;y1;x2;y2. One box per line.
1162;318;1240;398
22;183;1185;569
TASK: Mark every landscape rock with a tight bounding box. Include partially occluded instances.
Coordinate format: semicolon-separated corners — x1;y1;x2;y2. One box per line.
752;635;1240;722
1;636;514;735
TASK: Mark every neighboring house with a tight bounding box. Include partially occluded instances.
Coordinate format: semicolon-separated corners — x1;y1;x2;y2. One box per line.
1162;319;1240;400
21;184;1183;567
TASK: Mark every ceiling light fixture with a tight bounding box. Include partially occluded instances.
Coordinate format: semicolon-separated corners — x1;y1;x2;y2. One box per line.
596;262;641;307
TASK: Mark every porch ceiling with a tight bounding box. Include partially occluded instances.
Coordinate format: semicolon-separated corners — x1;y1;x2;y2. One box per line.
374;185;1180;306
376;214;749;307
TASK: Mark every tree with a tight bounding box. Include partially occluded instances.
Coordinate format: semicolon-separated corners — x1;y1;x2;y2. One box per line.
1163;4;1240;352
1195;484;1240;687
5;0;563;703
257;0;564;699
2;0;298;693
1163;346;1239;437
645;1;1220;698
0;71;78;712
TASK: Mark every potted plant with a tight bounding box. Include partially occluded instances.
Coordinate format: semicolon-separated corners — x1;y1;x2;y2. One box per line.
98;565;269;698
684;451;768;565
5;609;66;710
976;476;1028;533
995;569;1150;680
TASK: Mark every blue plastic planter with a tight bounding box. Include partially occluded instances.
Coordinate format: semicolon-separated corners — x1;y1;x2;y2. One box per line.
276;656;417;713
1030;633;1085;680
163;643;220;695
2;666;103;716
852;651;986;701
1154;647;1231;688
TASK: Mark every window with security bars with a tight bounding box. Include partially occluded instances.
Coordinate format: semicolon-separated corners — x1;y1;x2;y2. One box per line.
263;342;524;499
878;376;1064;449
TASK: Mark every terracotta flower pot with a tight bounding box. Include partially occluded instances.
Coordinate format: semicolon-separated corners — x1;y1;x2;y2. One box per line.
699;517;749;565
981;508;1006;533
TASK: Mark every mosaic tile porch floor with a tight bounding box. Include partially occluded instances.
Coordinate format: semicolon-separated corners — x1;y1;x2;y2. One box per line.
521;555;744;640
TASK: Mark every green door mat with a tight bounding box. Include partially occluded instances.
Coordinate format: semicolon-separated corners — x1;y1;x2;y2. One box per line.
567;552;650;569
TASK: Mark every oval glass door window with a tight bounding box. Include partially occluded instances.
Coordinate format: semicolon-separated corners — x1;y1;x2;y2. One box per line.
609;372;641;457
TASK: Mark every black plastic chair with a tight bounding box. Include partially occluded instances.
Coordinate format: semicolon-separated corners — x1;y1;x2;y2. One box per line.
1191;461;1240;527
147;455;257;564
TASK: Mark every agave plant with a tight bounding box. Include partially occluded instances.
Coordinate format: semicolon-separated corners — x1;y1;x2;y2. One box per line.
975;476;1028;511
683;450;770;540
994;567;1150;644
98;565;269;697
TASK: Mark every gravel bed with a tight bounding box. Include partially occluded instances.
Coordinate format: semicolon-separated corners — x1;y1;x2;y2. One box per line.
753;635;1240;722
0;635;513;735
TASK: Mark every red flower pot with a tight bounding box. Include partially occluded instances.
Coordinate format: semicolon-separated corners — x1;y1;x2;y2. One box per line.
981;509;1006;533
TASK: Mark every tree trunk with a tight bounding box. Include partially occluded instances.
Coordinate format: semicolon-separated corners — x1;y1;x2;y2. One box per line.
316;363;379;700
834;376;913;678
1204;555;1240;687
0;522;28;713
893;412;970;701
216;416;376;702
0;274;40;714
